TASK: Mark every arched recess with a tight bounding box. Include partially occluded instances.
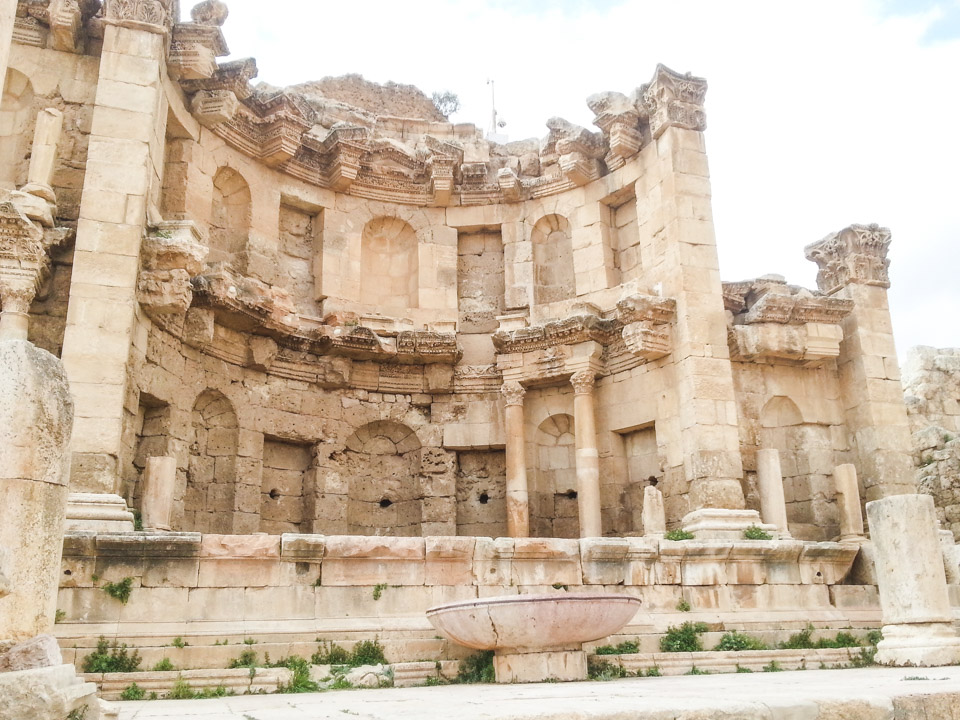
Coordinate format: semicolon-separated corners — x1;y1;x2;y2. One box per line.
531;214;575;305
342;420;424;536
360;217;419;310
530;413;579;538
758;395;837;540
209;166;251;263
183;390;239;533
0;69;35;189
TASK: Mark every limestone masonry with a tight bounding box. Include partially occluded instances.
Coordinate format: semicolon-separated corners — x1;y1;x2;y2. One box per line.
0;0;959;715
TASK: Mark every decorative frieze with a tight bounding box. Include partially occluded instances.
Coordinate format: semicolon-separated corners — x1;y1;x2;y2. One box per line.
180;57;258;100
640;64;707;139
102;0;176;33
168;22;228;80
805;223;892;294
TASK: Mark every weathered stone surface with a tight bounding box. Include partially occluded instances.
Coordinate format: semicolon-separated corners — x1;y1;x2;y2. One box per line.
0;634;62;672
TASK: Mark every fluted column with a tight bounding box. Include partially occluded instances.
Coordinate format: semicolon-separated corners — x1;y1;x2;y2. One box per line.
501;381;529;538
571;371;602;538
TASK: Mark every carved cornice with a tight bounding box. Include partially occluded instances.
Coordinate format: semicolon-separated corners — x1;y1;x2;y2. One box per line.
492;313;618;354
804;223;892;294
615;294;676;325
180;57;257;100
640;64;707;139
501;380;526;406
168;22;228;80
587;91;645;169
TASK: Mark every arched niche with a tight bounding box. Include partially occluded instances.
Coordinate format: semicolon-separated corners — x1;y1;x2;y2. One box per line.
209;166;251;262
530;413;579;538
342;420;424;536
0;69;35;190
183;389;239;533
359;217;419;310
531;214;575;305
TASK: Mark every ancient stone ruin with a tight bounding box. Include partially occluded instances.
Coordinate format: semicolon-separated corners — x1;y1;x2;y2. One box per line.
0;0;959;713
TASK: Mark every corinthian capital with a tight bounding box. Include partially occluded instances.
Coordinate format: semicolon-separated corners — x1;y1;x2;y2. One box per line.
570;370;596;395
102;0;176;33
501;381;526;406
640;64;707;139
804;223;892;294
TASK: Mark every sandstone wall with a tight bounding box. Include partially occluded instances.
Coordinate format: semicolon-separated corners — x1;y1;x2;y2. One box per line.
904;347;960;538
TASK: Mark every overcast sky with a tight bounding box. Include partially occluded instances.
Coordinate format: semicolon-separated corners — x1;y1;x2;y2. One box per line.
195;0;960;358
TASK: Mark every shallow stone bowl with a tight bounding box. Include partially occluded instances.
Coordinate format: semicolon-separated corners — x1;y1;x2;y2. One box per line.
426;593;641;652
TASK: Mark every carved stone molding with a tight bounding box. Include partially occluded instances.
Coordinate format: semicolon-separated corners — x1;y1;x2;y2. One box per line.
190;89;239;127
587;91;644;169
168;22;228;80
621;322;671;361
102;0;177;33
640;64;707;139
0;199;58;325
492;313;618;354
501;381;526;406
805;223;892;294
180;57;257;100
570;370;596;395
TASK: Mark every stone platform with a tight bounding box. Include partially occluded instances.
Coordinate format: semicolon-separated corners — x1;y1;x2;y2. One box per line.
116;666;960;719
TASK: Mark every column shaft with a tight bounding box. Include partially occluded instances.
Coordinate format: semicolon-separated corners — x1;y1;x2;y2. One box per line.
571;371;602;538
0;0;16;100
501;382;529;538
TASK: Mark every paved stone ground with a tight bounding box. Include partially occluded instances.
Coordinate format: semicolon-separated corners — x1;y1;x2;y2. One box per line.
117;665;960;719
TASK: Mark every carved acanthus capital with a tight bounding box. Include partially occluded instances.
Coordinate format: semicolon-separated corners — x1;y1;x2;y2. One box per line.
804;223;892;294
0;199;50;314
102;0;177;33
640;64;707;139
501;380;526;406
570;370;596;395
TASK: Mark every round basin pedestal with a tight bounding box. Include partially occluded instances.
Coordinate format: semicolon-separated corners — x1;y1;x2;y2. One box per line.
494;648;586;683
427;593;641;683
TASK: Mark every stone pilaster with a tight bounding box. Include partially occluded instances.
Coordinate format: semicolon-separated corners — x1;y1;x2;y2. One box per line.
805;224;915;501
635;65;745;518
59;1;174;503
501;381;530;538
571;370;602;538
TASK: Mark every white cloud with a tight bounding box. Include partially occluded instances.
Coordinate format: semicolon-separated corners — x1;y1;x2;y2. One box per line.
202;0;960;355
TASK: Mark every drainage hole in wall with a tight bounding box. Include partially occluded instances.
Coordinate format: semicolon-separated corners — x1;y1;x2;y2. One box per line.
565;490;578;500
648;476;659;487
269;488;281;500
380;498;393;508
63;569;72;576
478;492;489;504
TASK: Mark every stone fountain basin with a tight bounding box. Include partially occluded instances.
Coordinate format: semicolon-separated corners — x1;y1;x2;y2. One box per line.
426;593;641;653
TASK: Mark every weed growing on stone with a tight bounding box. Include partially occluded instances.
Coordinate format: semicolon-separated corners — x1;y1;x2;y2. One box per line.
763;661;783;672
55;609;66;623
743;525;773;540
171;636;188;649
228;650;259;669
243;638;258;645
456;650;495;683
372;583;387;601
120;683;145;701
664;529;694;541
153;658;175;672
644;666;661;677
101;577;134;604
713;632;768;652
132;510;143;531
329;676;354;690
66;708;87;720
351;638;387;666
778;625;865;650
676;598;691;612
166;677;232;700
736;665;753;673
588;658;626;680
660;622;708;652
685;666;709;675
82;637;142;673
594;639;639;656
274;656;319;693
312;640;351;665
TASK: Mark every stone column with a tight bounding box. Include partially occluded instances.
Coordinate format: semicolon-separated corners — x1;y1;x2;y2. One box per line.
571;371;602;538
757;448;790;537
59;1;174;520
0;0;16;100
141;455;176;531
834;463;865;542
0;340;74;642
633;66;746;521
642;485;666;537
806;225;915;501
866;494;960;666
0;201;46;342
21;108;64;203
501;381;529;538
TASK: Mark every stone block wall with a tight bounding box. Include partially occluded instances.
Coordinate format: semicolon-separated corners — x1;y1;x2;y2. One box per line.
903;347;960;538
